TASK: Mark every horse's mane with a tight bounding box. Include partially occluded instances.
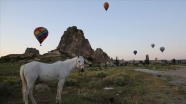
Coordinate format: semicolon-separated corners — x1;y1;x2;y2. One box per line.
63;57;77;63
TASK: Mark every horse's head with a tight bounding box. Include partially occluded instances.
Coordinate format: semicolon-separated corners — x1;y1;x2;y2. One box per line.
76;55;85;72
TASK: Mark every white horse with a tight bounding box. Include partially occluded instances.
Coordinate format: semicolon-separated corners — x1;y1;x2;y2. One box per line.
20;55;84;104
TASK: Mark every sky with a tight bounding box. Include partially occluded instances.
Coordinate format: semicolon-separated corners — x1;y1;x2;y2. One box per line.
0;0;186;60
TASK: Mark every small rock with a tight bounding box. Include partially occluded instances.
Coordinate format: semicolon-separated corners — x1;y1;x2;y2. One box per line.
104;87;114;90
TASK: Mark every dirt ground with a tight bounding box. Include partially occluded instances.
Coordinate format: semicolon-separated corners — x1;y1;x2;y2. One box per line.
134;67;186;85
134;67;186;104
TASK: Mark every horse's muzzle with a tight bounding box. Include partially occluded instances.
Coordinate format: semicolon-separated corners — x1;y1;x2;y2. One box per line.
80;68;84;72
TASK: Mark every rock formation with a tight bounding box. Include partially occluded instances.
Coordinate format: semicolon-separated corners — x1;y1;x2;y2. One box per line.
0;48;40;63
57;26;94;57
24;48;40;56
94;48;110;64
57;26;110;64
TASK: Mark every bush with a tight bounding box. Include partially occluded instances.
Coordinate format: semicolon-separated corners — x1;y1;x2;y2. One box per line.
4;79;18;85
0;82;14;97
0;76;5;81
87;57;94;62
171;59;176;64
97;71;107;78
114;76;125;86
114;75;134;86
65;78;78;86
133;63;139;66
114;57;119;66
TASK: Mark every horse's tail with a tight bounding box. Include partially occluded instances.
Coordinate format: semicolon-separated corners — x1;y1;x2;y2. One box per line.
20;65;27;102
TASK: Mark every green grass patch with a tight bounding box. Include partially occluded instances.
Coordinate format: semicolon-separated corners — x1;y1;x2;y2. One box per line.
0;63;185;104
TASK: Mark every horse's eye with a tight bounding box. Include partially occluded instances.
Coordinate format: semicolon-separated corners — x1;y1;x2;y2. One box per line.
78;61;80;63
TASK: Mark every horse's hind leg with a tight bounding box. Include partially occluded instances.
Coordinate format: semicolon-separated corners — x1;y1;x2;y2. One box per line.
25;78;37;104
29;87;37;104
56;79;65;104
24;89;29;104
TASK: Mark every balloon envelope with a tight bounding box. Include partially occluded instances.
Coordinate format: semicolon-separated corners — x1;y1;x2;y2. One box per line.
133;50;137;55
160;47;165;52
34;27;48;46
104;2;109;11
151;44;155;48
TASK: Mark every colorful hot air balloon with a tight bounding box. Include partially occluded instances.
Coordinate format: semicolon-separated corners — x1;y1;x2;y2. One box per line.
160;47;165;53
151;44;155;48
133;50;137;55
34;27;48;46
104;2;109;11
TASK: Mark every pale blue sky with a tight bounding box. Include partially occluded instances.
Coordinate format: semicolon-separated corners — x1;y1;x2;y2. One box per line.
0;0;186;60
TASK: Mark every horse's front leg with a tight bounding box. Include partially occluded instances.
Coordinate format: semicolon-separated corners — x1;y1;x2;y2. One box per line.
56;79;65;104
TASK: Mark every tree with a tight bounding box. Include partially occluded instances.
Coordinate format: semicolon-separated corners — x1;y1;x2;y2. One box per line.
172;59;176;64
144;54;150;65
114;56;119;66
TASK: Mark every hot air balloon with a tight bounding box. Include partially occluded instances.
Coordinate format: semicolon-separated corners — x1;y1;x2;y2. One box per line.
151;44;155;48
104;2;109;11
34;27;48;46
133;50;137;55
160;47;165;53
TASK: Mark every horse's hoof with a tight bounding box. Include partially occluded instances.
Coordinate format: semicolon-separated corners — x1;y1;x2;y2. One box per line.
56;100;61;104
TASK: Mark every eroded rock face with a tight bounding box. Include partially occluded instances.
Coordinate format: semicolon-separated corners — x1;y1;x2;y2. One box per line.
57;26;94;57
94;48;110;64
24;48;39;56
57;26;110;64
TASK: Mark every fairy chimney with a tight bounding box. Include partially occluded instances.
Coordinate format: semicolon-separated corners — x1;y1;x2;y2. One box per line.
24;48;40;56
57;26;94;57
94;48;110;64
57;26;110;64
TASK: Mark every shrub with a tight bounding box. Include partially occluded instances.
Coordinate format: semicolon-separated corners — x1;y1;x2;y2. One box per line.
114;74;135;86
65;78;78;86
0;82;14;97
114;76;125;86
87;57;94;62
114;57;119;66
4;79;17;85
97;71;107;78
0;76;5;81
171;59;176;64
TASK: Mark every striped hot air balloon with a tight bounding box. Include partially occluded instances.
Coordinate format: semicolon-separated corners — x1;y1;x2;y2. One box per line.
34;27;48;46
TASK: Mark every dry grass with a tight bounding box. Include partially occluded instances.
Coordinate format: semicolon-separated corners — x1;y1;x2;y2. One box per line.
0;63;185;104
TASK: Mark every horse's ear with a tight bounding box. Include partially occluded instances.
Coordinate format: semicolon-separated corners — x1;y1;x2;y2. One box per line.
78;55;79;58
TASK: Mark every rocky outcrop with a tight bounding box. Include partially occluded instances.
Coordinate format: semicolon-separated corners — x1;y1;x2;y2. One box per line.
0;48;40;63
94;48;110;64
57;26;110;64
57;26;94;57
24;48;39;56
39;49;65;63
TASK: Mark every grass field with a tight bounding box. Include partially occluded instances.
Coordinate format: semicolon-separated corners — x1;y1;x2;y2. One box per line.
0;63;185;104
